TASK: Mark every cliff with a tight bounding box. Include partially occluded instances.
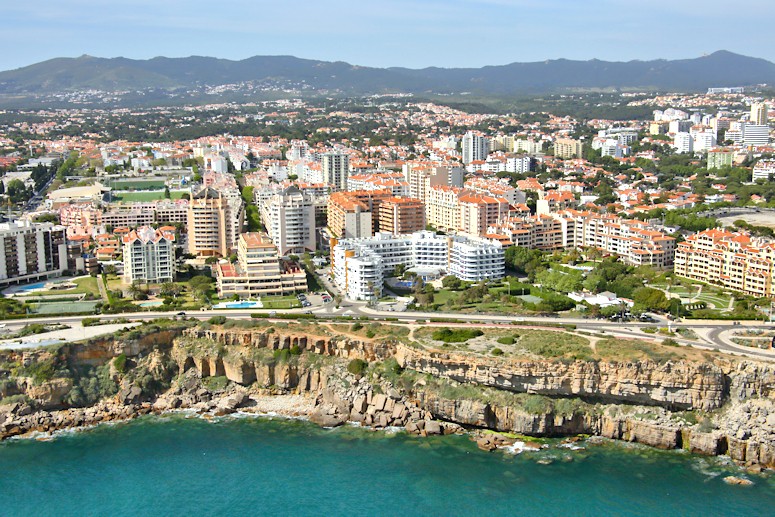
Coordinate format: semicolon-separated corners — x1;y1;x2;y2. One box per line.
2;322;775;470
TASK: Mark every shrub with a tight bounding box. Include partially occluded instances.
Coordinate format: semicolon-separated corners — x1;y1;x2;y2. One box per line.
208;316;227;325
491;348;504;356
289;345;301;355
496;336;515;345
203;376;229;392
431;327;484;343
273;349;291;364
365;330;376;338
351;322;363;332
347;359;368;375
662;338;679;347
113;354;127;374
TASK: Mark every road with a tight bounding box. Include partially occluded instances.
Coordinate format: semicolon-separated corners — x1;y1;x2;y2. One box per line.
2;302;774;361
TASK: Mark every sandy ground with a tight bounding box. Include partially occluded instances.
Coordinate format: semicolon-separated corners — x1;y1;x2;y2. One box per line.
0;322;141;350
718;213;775;229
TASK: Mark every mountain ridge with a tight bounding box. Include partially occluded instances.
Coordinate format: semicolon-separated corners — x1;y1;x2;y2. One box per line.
0;50;773;96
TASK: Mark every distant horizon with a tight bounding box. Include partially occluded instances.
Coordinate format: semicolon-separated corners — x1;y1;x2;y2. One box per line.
2;49;773;74
2;0;773;72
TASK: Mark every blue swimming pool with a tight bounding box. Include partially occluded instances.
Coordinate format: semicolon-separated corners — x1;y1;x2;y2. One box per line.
17;282;46;292
213;301;261;309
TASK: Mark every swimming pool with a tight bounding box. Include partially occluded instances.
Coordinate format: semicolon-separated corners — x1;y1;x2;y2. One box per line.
17;282;46;292
213;301;262;309
138;301;163;308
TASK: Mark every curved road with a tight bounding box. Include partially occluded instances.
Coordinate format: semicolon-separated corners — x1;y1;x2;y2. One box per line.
3;303;774;361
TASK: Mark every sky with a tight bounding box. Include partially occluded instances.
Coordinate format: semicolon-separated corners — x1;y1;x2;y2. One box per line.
2;0;774;71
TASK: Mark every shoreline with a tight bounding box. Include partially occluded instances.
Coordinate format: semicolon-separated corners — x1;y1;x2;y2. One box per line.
1;390;771;484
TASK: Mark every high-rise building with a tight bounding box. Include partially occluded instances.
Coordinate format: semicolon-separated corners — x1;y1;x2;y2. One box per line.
187;186;244;257
751;102;769;126
260;186;316;256
0;221;67;286
122;226;175;284
462;132;489;164
321;152;350;190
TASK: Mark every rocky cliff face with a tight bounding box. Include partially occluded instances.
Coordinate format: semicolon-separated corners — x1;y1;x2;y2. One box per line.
2;324;775;470
396;346;729;411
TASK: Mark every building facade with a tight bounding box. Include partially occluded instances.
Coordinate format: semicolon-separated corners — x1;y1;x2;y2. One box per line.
213;233;307;298
0;221;67;286
122;226;175;284
260;186;316;255
332;231;504;300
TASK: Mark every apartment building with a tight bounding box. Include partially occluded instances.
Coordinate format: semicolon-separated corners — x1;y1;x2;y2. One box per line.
753;160;775;181
487;211;675;268
378;197;426;235
553;138;584;159
426;186;511;237
332;231;504;300
707;148;735;170
122;226;175;284
403;163;464;203
464;177;526;205
462;131;490;165
751;102;769;126
213;233;307;298
347;172;408;196
259;186;316;256
0;221;67;286
321;152;350;190
327;192;373;239
187;186;244;257
327;189;393;239
674;229;775;298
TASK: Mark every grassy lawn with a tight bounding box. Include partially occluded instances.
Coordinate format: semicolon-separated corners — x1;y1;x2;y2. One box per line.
111;190;187;202
261;295;302;309
19;276;101;298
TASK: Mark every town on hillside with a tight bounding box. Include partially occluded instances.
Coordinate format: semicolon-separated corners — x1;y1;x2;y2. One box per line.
0;90;774;338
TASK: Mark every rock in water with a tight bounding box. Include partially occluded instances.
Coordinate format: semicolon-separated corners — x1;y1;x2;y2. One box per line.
309;410;346;428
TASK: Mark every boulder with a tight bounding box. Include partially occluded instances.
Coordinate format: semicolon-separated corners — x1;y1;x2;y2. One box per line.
310;409;346;428
425;420;442;435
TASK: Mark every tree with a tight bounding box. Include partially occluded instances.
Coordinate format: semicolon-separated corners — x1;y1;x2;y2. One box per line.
632;287;670;312
441;275;464;290
6;179;28;203
160;282;182;298
164;186;171;199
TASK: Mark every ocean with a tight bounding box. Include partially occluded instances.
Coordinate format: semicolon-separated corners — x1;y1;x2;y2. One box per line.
0;414;772;516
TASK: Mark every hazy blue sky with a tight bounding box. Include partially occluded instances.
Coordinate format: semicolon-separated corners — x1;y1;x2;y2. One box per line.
2;0;773;71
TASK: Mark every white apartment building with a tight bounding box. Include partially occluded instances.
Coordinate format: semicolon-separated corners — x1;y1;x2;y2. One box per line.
462;132;490;165
753;160;775;181
0;221;67;286
259;186;316;256
332;231;504;300
673;132;694;154
743;124;770;146
122;226;175;284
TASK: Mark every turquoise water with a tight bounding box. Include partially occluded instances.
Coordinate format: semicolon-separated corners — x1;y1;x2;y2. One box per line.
213;301;261;309
0;415;773;516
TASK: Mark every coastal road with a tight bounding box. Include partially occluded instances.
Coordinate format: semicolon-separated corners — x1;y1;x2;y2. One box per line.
3;305;775;360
